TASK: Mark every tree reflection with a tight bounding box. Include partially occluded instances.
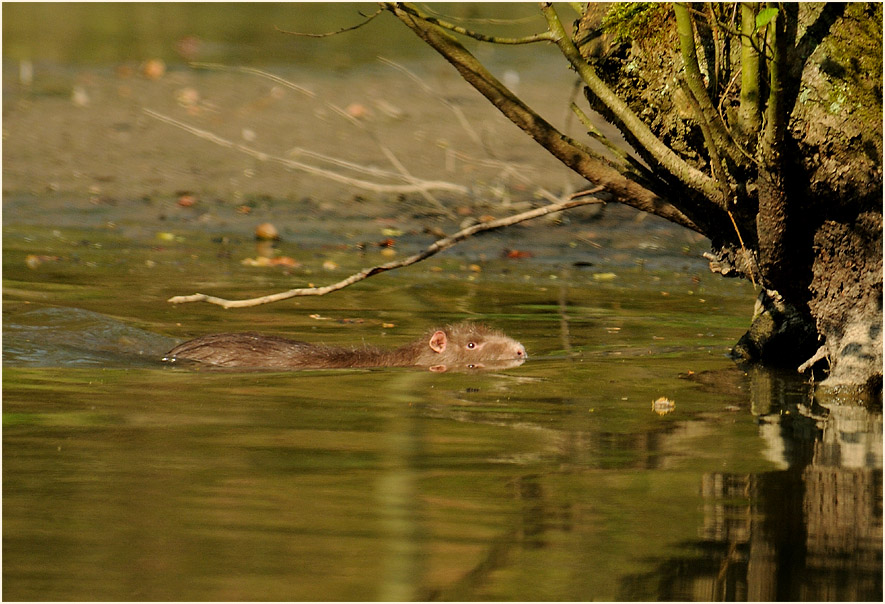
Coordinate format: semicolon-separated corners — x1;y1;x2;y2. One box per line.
620;368;883;601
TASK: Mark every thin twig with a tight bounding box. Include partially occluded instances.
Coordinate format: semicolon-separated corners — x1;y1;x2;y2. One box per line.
326;102;457;218
416;5;540;26
168;187;606;308
190;60;459;216
274;8;384;38
285;145;409;180
189;62;315;98
394;3;553;44
143;108;467;195
727;209;756;286
377;56;491;156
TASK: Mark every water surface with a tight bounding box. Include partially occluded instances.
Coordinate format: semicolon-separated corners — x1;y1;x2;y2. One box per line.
3;4;881;600
3;222;881;601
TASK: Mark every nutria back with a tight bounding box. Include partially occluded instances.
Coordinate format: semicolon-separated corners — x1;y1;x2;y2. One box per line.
163;322;526;371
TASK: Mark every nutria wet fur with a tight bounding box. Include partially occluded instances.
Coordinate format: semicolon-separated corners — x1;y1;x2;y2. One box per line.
163;322;526;371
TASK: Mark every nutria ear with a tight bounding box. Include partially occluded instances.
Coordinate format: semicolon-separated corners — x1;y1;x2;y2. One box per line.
428;330;448;353
429;364;448;373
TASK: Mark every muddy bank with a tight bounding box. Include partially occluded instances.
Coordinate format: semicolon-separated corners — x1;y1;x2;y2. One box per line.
3;57;595;219
4;56;712;270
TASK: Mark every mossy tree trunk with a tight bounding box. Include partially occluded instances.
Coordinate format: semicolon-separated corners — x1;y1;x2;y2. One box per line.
385;2;882;394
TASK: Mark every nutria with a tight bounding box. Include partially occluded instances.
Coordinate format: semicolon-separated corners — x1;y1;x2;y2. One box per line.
162;322;526;372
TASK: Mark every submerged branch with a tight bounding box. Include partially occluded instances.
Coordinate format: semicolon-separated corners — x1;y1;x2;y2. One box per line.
377;56;491;155
143;109;467;196
189;63;316;98
168;189;606;309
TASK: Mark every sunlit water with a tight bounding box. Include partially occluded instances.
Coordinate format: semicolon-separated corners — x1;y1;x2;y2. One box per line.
3;220;881;601
3;4;882;599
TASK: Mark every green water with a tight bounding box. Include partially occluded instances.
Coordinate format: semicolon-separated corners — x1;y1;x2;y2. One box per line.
2;2;552;68
3;3;881;600
3;221;882;601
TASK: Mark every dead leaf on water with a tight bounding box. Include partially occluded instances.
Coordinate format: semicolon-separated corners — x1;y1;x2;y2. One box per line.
141;58;166;80
255;222;279;241
241;256;299;267
652;397;675;415
25;254;61;269
345;103;369;119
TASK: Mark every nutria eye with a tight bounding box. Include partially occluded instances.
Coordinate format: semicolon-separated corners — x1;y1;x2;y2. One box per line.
467;342;476;349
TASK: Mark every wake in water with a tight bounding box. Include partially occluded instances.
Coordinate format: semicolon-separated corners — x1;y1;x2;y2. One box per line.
3;306;179;368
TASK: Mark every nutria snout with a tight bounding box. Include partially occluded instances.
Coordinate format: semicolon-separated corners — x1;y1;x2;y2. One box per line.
163;322;526;372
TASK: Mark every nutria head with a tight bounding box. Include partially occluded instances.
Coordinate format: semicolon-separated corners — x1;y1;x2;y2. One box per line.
410;322;527;371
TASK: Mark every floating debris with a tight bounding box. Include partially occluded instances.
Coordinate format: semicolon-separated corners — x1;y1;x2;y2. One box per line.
652;397;675;416
255;222;279;241
25;254;61;269
141;58;166;80
177;194;197;208
241;256;299;267
345;102;369;119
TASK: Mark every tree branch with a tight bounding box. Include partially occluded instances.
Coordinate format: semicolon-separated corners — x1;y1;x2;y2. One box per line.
569;102;656;183
274;7;384;37
737;3;762;137
168;190;606;309
189;62;315;98
539;3;724;204
382;3;705;234
391;3;554;44
761;5;786;160
673;2;744;171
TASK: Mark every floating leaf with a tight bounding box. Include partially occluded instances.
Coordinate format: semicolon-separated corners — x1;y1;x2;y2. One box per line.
25;254;61;269
241;256;299;267
652;397;675;416
255;222;279;241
